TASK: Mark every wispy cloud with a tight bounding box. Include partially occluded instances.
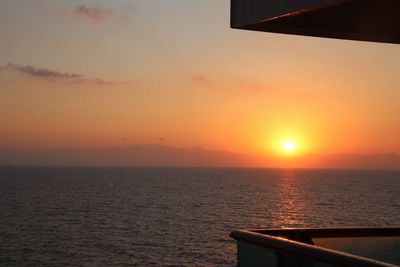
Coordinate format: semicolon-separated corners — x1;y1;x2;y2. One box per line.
0;63;82;80
75;5;113;22
192;76;207;82
189;74;280;93
0;63;114;84
234;79;279;93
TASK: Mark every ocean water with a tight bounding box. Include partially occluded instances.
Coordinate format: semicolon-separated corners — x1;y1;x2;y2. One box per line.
0;167;399;266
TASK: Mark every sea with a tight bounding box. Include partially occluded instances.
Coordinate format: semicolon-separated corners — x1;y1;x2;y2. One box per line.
0;166;399;266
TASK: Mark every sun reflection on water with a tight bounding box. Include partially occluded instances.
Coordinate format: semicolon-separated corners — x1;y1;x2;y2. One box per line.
270;169;309;228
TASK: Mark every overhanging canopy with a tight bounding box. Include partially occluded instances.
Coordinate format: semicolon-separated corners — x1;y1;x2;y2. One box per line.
231;0;400;44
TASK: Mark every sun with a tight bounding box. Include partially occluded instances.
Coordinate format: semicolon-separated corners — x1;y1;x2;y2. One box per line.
282;141;296;153
269;133;305;156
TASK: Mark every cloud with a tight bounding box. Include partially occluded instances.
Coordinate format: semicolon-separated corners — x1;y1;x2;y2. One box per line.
0;63;114;84
75;5;113;22
192;76;207;82
0;63;82;80
235;79;278;93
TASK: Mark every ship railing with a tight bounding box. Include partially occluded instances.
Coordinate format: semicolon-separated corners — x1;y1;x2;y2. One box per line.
230;227;400;267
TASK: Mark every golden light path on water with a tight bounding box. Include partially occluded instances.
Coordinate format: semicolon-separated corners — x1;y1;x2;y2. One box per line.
270;169;308;227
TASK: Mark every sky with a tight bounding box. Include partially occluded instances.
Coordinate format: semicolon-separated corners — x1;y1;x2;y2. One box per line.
1;0;400;158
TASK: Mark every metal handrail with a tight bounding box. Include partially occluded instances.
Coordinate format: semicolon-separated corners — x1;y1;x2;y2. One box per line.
230;228;400;267
253;227;400;239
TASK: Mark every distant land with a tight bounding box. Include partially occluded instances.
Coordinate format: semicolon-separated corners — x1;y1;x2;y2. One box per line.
0;144;399;170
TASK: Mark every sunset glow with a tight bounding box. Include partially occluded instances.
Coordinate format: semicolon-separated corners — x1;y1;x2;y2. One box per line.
282;141;296;153
0;1;400;168
1;2;400;267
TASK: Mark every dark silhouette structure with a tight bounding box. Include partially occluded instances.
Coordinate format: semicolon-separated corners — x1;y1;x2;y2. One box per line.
231;0;400;44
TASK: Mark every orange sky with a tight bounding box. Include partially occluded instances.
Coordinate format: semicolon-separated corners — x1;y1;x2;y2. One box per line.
1;0;400;158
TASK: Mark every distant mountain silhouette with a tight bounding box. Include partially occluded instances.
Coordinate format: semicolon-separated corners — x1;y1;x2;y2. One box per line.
295;153;400;170
0;144;265;167
0;144;399;169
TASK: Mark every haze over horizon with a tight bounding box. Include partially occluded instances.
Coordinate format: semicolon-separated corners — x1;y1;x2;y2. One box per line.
1;0;400;168
1;143;400;170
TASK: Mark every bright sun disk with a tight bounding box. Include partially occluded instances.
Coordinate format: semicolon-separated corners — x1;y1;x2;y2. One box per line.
282;141;296;153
